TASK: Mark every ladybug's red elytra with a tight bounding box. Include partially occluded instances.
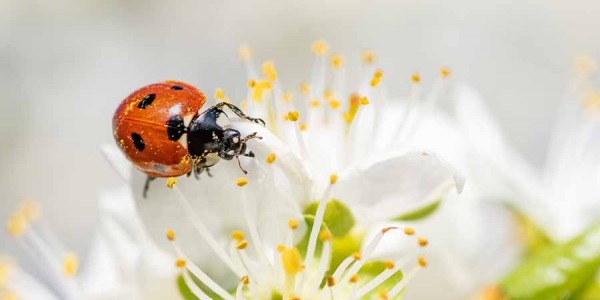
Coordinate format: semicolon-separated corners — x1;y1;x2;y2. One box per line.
112;80;265;197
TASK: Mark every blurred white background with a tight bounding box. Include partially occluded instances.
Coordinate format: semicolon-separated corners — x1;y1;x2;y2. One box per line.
1;0;599;298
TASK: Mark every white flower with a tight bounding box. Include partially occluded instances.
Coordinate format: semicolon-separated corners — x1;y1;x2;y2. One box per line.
418;56;600;297
101;40;463;298
454;56;600;240
2;186;181;300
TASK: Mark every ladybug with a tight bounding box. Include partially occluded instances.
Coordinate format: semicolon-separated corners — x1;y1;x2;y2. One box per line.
112;80;265;197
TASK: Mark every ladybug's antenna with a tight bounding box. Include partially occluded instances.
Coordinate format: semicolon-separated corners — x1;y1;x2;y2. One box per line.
236;156;248;174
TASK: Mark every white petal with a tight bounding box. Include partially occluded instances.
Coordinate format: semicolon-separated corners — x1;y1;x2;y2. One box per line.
81;186;180;300
453;84;548;223
131;121;308;276
99;143;131;183
3;264;60;300
334;151;463;224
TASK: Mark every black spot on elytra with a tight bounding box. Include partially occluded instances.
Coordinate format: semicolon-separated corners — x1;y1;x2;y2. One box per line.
131;133;145;151
166;115;185;141
138;94;156;109
171;85;184;90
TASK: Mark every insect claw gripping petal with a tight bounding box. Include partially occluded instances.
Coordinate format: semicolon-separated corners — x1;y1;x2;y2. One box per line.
214;102;266;126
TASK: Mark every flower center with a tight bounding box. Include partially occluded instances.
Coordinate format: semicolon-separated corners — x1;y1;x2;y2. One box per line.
164;177;428;299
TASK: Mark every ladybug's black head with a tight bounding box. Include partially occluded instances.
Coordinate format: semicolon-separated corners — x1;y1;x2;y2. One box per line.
220;129;247;160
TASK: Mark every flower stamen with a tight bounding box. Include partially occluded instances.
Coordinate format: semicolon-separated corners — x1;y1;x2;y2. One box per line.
170;185;243;276
167;229;235;300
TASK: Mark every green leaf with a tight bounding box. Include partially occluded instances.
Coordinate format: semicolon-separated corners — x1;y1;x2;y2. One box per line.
578;282;600;300
303;199;355;237
393;200;441;221
506;204;553;256
358;261;404;300
499;223;600;300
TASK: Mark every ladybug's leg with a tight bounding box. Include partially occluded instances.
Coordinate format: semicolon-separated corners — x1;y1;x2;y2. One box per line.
143;176;156;199
205;168;213;177
214;102;266;126
243;151;255;158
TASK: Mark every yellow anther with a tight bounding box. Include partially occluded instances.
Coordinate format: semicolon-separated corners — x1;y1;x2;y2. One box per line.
584;93;600;112
349;274;359;283
329;174;338;184
299;123;307;131
327;276;336;287
331;54;344;69
475;286;507;300
418;237;428;247
261;60;277;82
266;153;276;164
384;260;395;269
62;252;79;277
343;112;353;123
379;290;389;300
411;73;421;84
287;111;299;122
311;40;329;55
324;90;333;100
440;67;451;78
370;77;381;87
20;200;40;222
241;275;250;285
166;229;175;241
277;244;287;253
166;177;178;189
2;292;17;300
238;45;253;60
288;219;299;229
240;101;248;110
214;88;225;100
300;83;310;95
290;296;300;300
310;99;320;107
329;99;340;109
575;55;597;75
360;96;370;105
6;213;27;238
404;227;415;235
236;240;249;250
374;69;384;78
418;256;427;267
319;230;332;241
236;177;249;187
231;230;245;241
283;92;294;103
175;259;186;269
0;261;12;287
281;247;304;275
247;80;256;88
344;93;361;124
251;80;272;102
362;50;376;64
352;252;362;260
